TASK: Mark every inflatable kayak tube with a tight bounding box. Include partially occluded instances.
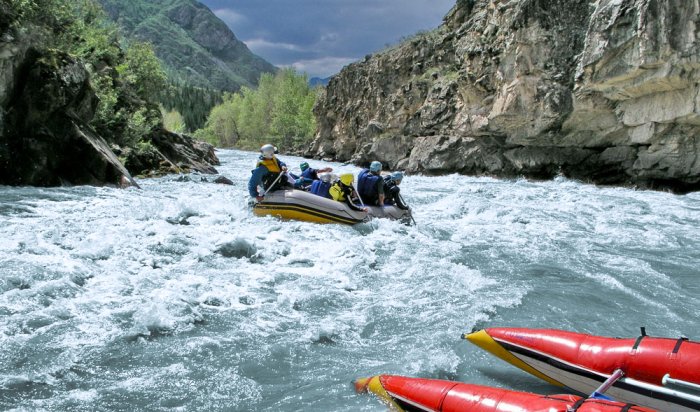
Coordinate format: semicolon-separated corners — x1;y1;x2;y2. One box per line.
253;189;411;225
355;374;656;412
465;328;700;412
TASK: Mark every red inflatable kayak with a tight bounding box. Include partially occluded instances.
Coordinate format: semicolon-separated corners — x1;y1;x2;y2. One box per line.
465;328;700;412
355;374;656;411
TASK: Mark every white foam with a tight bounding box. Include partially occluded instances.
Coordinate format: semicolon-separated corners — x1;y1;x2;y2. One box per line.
0;149;697;410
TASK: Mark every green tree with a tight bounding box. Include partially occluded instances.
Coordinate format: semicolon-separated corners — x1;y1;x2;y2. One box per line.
197;69;318;151
162;108;186;134
117;41;167;102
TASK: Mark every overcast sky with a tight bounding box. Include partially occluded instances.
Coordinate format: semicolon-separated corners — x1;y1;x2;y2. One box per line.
199;0;456;78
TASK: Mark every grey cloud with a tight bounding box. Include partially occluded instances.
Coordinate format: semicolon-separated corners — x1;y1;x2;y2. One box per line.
200;0;455;78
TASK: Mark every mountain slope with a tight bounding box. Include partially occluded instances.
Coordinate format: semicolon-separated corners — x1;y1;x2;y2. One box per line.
97;0;276;91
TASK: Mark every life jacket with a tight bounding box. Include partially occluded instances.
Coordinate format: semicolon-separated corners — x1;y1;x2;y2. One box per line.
257;157;283;191
329;182;347;202
310;180;332;198
301;167;317;180
257;157;281;173
357;169;380;201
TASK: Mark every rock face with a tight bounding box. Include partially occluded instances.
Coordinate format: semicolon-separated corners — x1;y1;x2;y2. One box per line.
0;47;138;186
0;35;219;187
310;0;700;192
123;128;220;177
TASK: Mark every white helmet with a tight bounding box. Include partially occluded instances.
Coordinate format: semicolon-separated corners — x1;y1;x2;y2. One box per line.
260;144;276;159
319;173;332;183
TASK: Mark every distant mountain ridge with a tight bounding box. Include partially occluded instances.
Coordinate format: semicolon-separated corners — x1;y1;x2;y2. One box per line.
97;0;277;91
309;77;331;87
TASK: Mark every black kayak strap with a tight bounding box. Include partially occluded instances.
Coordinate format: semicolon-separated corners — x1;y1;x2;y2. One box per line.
673;337;689;354
569;398;586;411
632;326;648;350
621;404;634;412
632;335;644;350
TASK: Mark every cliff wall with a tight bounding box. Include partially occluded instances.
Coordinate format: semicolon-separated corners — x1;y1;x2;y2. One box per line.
0;27;218;187
310;0;700;192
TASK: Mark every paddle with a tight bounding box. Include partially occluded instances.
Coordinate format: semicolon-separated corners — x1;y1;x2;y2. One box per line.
567;370;625;411
398;193;416;225
351;183;365;207
261;171;284;198
589;369;624;400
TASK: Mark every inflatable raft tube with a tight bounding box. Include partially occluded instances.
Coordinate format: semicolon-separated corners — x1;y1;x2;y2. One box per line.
355;374;656;411
465;327;700;412
253;189;411;225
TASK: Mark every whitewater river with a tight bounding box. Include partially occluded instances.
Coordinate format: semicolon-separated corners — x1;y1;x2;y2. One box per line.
1;149;698;411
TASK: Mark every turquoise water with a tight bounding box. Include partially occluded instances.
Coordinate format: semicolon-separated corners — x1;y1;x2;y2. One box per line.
1;149;698;411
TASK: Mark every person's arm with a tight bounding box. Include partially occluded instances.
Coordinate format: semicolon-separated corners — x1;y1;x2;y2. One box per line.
345;196;366;212
393;187;409;210
248;166;267;198
344;186;366;211
318;167;333;173
377;179;385;206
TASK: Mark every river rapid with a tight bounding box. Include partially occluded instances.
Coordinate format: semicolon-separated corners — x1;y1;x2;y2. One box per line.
1;149;698;411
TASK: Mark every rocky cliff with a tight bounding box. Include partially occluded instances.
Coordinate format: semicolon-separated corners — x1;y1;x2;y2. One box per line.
310;0;700;192
0;28;218;187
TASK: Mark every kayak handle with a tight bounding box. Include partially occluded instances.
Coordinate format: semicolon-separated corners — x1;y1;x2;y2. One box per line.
590;369;625;398
663;374;700;393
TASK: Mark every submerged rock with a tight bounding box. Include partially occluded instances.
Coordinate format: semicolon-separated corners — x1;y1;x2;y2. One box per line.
216;238;257;259
309;0;700;193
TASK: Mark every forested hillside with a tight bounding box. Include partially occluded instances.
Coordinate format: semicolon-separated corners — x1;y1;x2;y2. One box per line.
97;0;276;91
196;69;319;152
94;0;276;131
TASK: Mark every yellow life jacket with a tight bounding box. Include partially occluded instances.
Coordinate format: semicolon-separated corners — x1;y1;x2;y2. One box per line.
329;183;346;202
257;157;281;173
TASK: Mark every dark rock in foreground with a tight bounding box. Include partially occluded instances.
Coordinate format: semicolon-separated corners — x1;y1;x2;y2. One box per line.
123;128;219;178
0;47;138;187
0;36;218;188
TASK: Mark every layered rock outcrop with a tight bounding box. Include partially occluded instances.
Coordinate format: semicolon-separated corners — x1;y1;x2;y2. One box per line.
310;0;700;192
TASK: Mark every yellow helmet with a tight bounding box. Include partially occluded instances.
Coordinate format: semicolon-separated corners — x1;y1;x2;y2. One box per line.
339;173;354;186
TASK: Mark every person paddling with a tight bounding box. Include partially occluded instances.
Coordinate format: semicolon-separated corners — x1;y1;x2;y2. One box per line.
357;161;385;206
291;161;334;190
383;172;409;210
310;173;334;199
330;173;367;212
248;144;289;202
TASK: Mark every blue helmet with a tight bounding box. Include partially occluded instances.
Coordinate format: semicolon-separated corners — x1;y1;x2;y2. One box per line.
390;171;404;183
369;161;382;172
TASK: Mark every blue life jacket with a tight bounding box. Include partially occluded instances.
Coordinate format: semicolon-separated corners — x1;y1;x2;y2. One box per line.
310;180;332;198
301;168;317;180
357;169;380;200
289;172;313;189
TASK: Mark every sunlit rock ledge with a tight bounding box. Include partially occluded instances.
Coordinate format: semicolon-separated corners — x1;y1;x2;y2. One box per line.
309;0;700;193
